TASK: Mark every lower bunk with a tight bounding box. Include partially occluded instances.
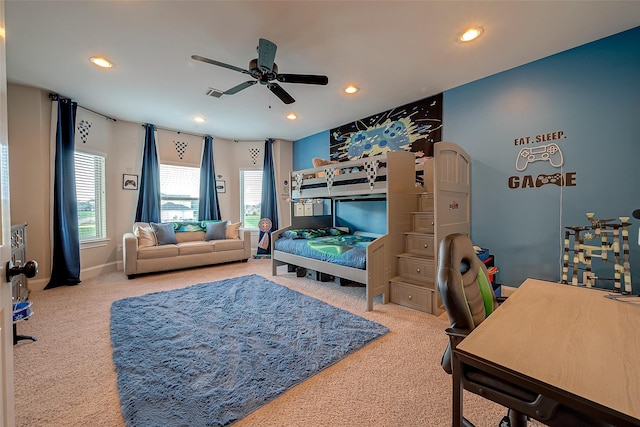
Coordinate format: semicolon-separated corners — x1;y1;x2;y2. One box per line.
271;226;389;311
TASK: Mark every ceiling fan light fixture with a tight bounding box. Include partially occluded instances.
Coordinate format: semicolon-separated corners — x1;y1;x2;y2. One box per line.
458;27;484;42
286;113;297;120
89;56;113;68
193;116;206;123
344;85;359;94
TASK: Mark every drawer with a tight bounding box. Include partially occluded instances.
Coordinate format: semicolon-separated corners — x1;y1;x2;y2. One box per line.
419;193;434;212
413;212;434;233
397;256;434;281
390;281;433;313
405;233;434;257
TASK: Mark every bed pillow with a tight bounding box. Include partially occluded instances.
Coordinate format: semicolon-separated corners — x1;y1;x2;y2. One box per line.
134;223;157;247
327;227;348;236
205;221;227;241
281;227;347;239
226;222;242;239
150;222;178;245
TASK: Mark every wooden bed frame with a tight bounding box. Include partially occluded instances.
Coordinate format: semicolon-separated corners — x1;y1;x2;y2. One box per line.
272;143;470;311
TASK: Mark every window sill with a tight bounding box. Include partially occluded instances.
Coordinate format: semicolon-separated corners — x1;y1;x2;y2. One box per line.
80;238;110;249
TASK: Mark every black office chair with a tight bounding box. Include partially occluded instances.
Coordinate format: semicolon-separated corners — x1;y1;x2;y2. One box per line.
437;233;525;427
437;233;613;427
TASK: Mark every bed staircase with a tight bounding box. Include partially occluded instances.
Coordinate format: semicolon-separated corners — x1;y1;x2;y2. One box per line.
390;192;444;315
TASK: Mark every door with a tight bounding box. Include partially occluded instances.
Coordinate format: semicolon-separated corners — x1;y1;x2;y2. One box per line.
0;0;16;425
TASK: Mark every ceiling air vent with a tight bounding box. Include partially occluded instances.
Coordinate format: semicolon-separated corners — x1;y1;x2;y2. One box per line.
206;88;224;98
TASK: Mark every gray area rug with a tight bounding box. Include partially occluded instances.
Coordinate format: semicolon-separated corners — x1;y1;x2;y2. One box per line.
110;274;388;426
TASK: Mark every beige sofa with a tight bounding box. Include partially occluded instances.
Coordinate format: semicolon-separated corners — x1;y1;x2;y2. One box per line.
123;221;252;278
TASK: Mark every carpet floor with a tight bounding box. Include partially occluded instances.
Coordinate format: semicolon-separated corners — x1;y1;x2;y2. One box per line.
13;258;508;426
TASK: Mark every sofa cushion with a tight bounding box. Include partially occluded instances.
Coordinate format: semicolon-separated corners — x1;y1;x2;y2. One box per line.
134;223;157;247
226;222;242;239
151;222;178;245
175;231;205;243
205;221;227;241
213;239;245;251
138;244;179;259
177;241;214;256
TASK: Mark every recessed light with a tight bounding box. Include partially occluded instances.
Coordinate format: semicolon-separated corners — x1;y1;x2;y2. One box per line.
286;113;297;120
193;116;206;123
458;27;484;42
89;56;113;68
344;85;359;94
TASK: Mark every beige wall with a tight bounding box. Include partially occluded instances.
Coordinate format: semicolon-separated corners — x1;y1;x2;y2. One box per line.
7;82;292;290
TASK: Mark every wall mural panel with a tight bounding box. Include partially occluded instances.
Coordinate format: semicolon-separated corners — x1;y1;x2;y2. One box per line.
330;93;442;161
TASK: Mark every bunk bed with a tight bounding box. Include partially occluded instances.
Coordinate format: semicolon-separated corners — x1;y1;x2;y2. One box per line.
271;142;471;312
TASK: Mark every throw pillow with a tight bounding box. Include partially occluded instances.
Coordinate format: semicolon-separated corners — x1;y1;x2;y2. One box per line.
150;222;178;245
205;221;227;241
225;222;242;239
133;223;157;247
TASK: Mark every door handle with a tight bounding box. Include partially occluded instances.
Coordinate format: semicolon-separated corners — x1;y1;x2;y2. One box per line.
6;260;38;282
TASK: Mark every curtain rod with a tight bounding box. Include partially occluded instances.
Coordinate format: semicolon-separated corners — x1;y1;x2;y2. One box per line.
49;93;116;122
142;124;204;139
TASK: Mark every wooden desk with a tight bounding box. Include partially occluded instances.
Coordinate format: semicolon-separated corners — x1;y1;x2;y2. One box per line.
453;278;640;426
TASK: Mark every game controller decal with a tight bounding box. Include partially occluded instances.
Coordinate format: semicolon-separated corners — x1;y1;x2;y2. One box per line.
515;143;564;171
330;93;443;161
535;173;564;187
509;130;577;190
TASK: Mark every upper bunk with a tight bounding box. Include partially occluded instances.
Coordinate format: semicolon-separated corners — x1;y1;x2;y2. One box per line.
289;141;469;200
290;150;417;200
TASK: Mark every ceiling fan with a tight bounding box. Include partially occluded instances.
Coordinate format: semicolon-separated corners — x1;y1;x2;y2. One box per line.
192;38;328;105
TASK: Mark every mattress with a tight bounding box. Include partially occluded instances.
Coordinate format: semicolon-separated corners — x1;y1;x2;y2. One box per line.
274;233;376;270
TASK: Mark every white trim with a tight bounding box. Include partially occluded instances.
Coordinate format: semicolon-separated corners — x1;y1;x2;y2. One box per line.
75;146;107;159
79;238;110;249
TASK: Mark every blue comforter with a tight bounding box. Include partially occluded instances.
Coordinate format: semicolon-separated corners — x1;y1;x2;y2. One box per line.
274;234;375;270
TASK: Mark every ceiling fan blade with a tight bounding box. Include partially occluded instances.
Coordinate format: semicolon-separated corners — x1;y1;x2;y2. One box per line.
224;80;257;95
191;55;249;75
267;83;295;104
257;38;277;73
276;73;329;85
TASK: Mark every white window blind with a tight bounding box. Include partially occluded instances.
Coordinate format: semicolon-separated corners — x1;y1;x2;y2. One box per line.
160;164;200;222
241;169;262;229
75;151;106;240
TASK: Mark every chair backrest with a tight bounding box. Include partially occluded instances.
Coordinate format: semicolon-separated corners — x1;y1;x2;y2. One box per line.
438;233;497;373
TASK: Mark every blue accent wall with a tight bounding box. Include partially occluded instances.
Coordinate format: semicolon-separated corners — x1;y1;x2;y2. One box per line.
293;27;640;292
293;130;329;170
334;200;387;235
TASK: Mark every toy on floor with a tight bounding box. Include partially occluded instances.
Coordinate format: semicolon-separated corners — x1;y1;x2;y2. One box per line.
562;212;632;293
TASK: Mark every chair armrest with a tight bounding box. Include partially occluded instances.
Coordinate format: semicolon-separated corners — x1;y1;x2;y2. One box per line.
445;327;471;339
445;327;472;352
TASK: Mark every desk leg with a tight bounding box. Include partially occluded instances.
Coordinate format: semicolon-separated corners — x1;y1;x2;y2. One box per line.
452;353;464;427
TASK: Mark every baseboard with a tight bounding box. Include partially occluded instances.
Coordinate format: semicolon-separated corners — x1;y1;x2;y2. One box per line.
28;261;119;292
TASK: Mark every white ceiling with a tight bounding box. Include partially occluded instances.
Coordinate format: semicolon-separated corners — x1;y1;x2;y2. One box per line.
5;1;640;142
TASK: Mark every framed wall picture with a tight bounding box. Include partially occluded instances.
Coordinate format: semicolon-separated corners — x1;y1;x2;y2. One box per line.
123;174;139;190
216;180;226;193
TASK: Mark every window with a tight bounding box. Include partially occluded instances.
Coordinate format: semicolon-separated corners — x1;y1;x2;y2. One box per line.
240;169;262;229
75;151;106;241
160;164;200;222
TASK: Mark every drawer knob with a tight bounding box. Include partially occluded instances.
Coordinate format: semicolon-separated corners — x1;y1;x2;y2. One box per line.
416;268;420;273
408;295;412;300
431;221;434;225
423;243;428;248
